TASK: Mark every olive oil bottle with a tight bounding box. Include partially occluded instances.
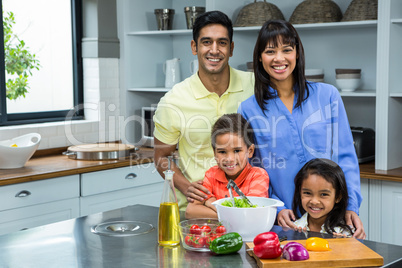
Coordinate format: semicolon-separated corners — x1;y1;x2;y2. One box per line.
158;158;180;246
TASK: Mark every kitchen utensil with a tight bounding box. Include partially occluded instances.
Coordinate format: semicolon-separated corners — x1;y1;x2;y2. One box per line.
246;238;383;267
212;196;284;241
0;133;41;169
154;9;175;30
336;78;360;92
226;179;254;207
184;6;205;29
163;58;181;88
190;59;198;75
63;143;138;160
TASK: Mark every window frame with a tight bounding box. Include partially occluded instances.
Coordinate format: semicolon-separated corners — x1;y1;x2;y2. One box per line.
0;0;83;126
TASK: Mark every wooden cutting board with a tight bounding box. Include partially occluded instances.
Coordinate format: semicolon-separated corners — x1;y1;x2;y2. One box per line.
246;238;383;268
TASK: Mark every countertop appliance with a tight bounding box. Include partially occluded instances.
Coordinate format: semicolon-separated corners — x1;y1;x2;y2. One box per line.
0;205;401;267
351;126;375;163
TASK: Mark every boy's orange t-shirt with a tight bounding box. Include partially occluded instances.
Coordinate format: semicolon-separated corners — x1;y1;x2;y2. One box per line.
203;162;269;200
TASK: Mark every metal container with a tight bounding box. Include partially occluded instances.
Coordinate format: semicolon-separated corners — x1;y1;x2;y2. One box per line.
184;6;205;29
63;143;138;160
154;9;175;30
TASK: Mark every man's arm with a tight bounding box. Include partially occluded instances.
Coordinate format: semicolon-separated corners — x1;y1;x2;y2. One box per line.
154;137;209;202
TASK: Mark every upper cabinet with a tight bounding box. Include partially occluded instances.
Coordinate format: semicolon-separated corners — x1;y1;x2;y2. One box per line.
117;0;402;170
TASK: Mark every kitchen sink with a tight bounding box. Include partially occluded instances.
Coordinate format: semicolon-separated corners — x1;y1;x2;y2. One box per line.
91;221;154;237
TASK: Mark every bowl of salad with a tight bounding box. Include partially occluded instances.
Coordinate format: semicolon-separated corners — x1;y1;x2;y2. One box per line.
212;197;284;241
178;218;228;252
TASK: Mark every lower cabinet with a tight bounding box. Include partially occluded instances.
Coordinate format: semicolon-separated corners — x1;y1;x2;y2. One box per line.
0;175;80;235
361;178;402;246
80;163;164;216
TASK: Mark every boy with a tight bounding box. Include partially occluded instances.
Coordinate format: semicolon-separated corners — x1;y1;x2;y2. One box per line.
185;113;269;219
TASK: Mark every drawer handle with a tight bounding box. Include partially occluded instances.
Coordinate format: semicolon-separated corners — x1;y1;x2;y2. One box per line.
15;190;31;198
125;173;137;180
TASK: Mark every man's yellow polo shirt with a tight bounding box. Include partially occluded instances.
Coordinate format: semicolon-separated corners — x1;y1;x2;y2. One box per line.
153;66;254;210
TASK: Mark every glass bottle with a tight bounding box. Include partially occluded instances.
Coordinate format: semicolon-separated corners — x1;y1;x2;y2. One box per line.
158;158;180;246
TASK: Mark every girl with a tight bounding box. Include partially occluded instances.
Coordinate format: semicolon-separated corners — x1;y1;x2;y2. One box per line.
292;158;354;236
238;19;365;239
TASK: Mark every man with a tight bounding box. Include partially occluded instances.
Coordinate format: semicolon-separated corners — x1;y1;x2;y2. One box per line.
153;11;254;211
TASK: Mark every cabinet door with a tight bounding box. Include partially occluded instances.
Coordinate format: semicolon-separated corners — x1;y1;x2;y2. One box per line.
0;198;80;236
80;182;164;216
381;180;402;246
81;163;161;196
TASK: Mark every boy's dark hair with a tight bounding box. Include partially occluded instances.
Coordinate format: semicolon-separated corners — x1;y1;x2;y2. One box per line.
292;158;354;235
192;10;233;46
253;19;309;112
211;113;254;149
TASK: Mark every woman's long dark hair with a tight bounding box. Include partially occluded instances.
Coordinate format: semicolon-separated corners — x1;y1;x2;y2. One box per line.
292;158;354;235
253;20;309;112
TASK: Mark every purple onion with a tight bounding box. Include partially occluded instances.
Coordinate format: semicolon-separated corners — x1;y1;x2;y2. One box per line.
282;242;309;261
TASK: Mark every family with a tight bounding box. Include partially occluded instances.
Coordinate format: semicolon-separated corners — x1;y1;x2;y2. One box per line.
153;11;365;239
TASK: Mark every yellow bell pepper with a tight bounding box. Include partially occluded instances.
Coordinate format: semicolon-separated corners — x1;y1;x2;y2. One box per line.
306;237;331;251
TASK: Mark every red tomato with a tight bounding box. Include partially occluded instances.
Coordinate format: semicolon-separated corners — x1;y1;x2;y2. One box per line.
198;236;209;248
215;225;226;234
185;235;194;247
207;234;218;246
191;235;203;248
200;225;211;235
190;224;201;235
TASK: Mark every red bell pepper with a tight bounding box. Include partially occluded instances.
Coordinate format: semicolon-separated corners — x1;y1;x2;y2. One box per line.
253;232;282;259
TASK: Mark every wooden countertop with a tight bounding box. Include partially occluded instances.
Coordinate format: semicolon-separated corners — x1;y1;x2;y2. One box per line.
0;147;155;186
0;147;401;186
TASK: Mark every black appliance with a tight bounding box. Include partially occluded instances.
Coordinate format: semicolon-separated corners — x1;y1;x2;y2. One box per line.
351;126;375;163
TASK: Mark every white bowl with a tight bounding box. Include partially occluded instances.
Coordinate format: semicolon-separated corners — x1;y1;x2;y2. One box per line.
336;78;361;92
305;68;324;76
212;197;284;241
0;133;41;169
336;73;361;79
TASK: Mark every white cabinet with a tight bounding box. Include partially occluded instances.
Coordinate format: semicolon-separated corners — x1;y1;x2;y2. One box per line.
117;0;402;170
80;163;163;216
0;175;80;235
362;177;402;246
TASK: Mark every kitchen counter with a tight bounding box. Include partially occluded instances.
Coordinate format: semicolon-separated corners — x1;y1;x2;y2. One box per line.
0;147;154;186
0;204;400;267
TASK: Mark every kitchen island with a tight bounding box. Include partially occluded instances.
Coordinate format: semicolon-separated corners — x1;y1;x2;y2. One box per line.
0;204;400;267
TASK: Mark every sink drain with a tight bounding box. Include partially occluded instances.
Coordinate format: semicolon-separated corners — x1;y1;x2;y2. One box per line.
91;221;155;237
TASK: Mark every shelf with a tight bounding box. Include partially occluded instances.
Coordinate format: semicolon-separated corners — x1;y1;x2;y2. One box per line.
127;29;191;36
391;19;402;24
339;90;376;97
127;21;378;36
128;87;170;93
390;92;402;97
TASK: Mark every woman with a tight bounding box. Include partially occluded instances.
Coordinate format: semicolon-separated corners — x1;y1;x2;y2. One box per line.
238;20;365;239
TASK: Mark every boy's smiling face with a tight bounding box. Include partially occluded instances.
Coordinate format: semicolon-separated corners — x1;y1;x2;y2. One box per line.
214;133;254;181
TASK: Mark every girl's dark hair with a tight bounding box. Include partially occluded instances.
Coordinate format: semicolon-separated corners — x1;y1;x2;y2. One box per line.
192;10;233;46
292;158;354;235
253;19;309;112
211;113;254;149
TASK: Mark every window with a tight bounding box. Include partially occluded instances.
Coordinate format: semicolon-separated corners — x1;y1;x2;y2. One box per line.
0;0;82;126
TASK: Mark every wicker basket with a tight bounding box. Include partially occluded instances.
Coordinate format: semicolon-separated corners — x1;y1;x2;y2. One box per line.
342;0;378;22
234;0;285;27
289;0;342;24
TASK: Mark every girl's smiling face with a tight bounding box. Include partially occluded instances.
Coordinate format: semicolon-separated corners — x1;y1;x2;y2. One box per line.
214;133;254;181
260;37;297;87
301;174;339;225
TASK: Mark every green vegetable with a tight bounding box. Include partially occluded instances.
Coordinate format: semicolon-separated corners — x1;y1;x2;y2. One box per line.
221;198;257;208
209;232;243;254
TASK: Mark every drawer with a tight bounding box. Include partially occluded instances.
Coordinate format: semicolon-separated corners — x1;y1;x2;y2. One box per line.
0;175;80;211
80;163;162;196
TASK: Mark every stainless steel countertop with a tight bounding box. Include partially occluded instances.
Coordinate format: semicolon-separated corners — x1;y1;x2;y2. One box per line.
0;205;401;267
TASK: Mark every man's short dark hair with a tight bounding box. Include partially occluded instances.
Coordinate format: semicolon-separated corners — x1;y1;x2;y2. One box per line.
192;10;233;45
